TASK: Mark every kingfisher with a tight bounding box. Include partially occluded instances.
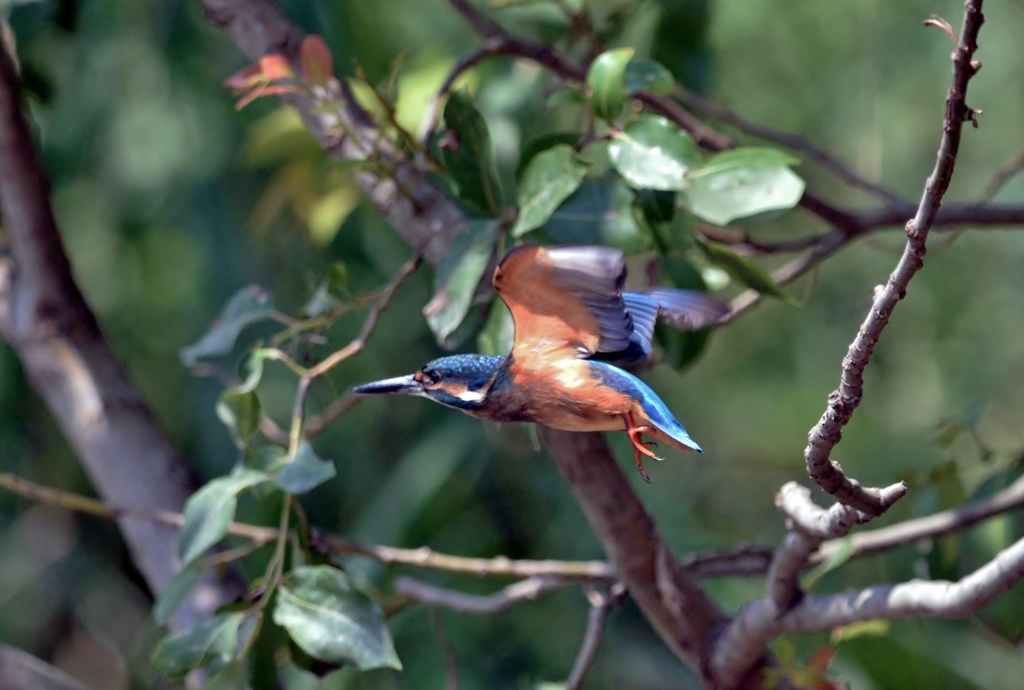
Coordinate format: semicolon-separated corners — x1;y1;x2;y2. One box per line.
354;245;727;482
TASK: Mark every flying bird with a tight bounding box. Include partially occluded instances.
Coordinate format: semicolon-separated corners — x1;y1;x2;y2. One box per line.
355;245;727;481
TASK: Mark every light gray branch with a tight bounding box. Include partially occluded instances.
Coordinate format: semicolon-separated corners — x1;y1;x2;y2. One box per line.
0;645;89;690
814;468;1024;565
393;575;573;614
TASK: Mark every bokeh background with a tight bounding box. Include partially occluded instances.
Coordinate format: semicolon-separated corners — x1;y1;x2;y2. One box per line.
3;0;1024;687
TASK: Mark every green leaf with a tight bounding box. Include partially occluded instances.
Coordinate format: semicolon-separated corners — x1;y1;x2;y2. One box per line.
830;620;891;643
513;145;590;237
684;147;805;225
697;239;796;303
151;612;247;680
179;470;271;565
424;220;498;345
276;442;336;495
181;286;276;366
153;563;204;624
303;263;351;318
636;188;676;226
625;58;675;95
609;115;701;191
477;299;514;357
543;181;649;254
546;88;587;109
586;47;634;121
273;566;401;671
441;90;504;215
802;537;855;591
206;661;253;690
217;389;262;448
515;132;582;180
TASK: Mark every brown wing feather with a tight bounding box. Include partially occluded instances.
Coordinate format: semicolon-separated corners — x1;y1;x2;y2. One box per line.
493;245;602;360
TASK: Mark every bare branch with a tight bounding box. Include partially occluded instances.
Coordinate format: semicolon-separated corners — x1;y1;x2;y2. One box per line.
287;255;421;451
431;609;460;690
979;146;1024;202
393;575;574;614
0;29;236;630
712;6;987;684
787;532;1024;628
813;465;1024;565
566;583;627;690
714;531;1024;687
0;644;89;690
803;0;985;514
539;428;730;678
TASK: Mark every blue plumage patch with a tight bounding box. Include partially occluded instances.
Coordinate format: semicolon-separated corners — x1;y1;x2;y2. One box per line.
423;354;504;388
586;361;701;452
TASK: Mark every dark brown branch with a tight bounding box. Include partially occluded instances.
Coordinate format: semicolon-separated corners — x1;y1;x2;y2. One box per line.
803;0;984;514
0;28;236;630
539;428;730;680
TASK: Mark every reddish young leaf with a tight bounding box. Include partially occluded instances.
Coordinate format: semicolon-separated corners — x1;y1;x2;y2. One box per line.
224;65;262;92
806;646;836;674
234;87;265;110
260;54;294;81
233;83;299;110
300;35;333;87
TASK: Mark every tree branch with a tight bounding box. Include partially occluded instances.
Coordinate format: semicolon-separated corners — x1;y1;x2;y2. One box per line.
393;575;574;614
566;583;627;690
803;0;984;513
0;26;236;631
813;464;1024;565
712;6;987;684
539;428;730;681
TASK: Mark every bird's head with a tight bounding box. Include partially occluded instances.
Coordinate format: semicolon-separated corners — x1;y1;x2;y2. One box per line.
354;354;504;411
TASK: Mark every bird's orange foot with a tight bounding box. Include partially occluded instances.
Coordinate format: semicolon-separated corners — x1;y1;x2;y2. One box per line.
624;413;664;483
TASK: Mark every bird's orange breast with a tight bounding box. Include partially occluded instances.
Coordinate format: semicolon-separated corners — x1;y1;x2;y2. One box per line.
500;355;634;433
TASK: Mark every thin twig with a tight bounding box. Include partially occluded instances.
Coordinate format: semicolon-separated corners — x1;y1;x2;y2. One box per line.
566;583;627;690
286;255;422;454
431;608;460;690
674;86;905;207
978;145;1024;202
419;40;505;144
393;575;575;614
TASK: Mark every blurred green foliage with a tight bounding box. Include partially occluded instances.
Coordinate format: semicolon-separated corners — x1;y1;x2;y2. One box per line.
2;0;1024;688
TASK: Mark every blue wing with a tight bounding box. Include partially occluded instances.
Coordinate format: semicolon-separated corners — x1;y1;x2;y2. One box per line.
587;360;701;452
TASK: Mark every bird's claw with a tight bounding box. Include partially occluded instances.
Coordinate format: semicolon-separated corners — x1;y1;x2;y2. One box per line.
624;413;661;481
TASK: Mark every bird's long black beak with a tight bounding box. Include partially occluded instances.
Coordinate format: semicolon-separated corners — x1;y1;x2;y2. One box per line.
353;374;423;396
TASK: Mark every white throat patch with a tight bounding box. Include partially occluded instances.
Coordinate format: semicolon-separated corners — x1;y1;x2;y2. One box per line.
455;389;486;403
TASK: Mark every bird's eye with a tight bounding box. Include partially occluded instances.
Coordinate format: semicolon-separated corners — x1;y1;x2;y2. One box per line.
426;370;441;384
